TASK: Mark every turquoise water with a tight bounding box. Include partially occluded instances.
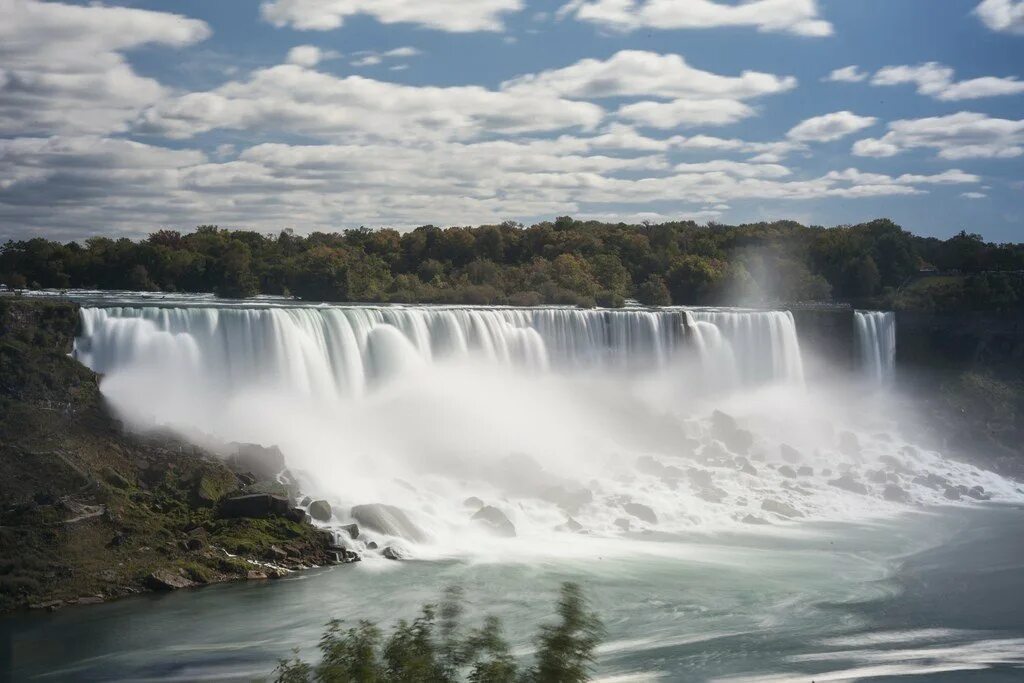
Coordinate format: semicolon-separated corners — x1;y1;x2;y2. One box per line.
5;505;1024;681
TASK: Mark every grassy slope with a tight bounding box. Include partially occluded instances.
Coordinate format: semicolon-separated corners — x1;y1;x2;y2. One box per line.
0;298;332;612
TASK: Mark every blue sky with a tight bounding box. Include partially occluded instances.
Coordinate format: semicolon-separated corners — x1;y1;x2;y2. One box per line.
1;0;1022;242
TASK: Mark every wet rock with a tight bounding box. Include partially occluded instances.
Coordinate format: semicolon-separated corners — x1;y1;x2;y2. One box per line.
558;517;584;533
308;500;332;522
780;444;802;464
866;469;888;485
366;541;378;550
614;518;631;531
76;596;105;606
797;466;813;477
463;496;484;510
912;473;948;490
472;505;516;537
778;466;797;479
878;455;911;474
382;544;410;561
761;499;803;518
300;496;312;507
219;493;290;519
943;486;961;501
688;468;714;487
821;468;832;477
351;504;429;543
145;570;195;591
623;502;658;524
711;410;753;454
882;484;910;503
285;507;309;524
829;475;868;495
268;545;288;561
339;523;359;539
227;443;286;481
838;431;861;457
695;484;728;503
742;514;771;525
636;455;684;480
734;457;757;476
540;486;593;514
965;485;991;501
247;570;269;580
185;536;206;552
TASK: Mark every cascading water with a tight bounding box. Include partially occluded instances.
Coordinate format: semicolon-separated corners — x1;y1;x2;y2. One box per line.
69;299;1020;561
855;310;897;383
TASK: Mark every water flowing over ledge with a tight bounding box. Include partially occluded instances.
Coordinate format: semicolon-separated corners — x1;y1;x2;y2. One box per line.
855;310;897;383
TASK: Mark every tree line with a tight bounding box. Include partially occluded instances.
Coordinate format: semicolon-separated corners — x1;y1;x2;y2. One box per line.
2;218;1022;311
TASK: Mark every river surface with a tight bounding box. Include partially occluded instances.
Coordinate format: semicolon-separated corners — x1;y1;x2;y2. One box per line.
5;504;1024;682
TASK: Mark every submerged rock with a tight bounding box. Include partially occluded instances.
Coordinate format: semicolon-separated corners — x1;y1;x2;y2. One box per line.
351;504;429;543
761;499;803;518
623;502;657;525
741;514;771;525
829;475;868;495
471;505;516;537
308;500;332;522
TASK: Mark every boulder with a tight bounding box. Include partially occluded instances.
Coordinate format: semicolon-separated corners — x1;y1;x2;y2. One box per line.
761;499;803;518
829;475;868;495
540;486;593;514
882;484;910;503
471;505;516;537
912;473;948;490
711;410;754;454
463;496;485;510
623;502;658;525
742;514;771;525
734;457;757;476
866;469;888;484
351;504;429;543
943;486;961;501
797;466;813;477
300;496;312;507
268;545;288;561
285;507;310;524
614;518;631;531
308;500;332;522
778;466;797;479
219;493;290;519
780;444;802;464
339;523;359;539
227;443;286;481
247;570;269;580
965;485;991;501
562;517;584;533
838;432;861;458
145;570;195;591
382;544;410;561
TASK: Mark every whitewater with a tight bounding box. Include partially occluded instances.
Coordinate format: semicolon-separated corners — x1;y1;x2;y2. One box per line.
68;296;1023;564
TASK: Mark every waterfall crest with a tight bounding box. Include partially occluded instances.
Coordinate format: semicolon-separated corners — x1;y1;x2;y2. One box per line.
854;311;896;382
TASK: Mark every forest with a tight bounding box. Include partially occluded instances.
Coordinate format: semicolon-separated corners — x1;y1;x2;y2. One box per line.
2;218;1022;311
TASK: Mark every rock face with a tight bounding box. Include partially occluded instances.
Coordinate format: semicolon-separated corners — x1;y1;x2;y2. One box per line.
351;504;429;543
623;502;658;524
308;500;332;522
219;493;290;518
471;505;516;537
145;570;195;591
226;443;286;481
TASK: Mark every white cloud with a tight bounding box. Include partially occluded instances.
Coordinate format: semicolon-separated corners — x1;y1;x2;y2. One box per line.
286;45;332;67
0;0;210;136
350;46;421;68
260;0;523;32
137;65;604;142
962;191;988;199
975;0;1024;34
871;62;1024;101
618;99;756;128
787;111;877;142
558;0;833;36
852;112;1024;159
825;65;868;83
503;50;796;100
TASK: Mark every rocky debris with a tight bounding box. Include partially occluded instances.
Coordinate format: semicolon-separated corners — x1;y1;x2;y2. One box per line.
742;514;771;525
829;475;869;495
285;507;309;524
614;518;631;531
778;466;797;479
883;484;910;503
145;570;196;591
308;500;332;522
219;493;290;519
912;472;948;490
351;503;429;543
780;444;802;464
878;455;912;474
623;502;657;525
382;544;410;561
943;486;962;501
866;469;888;484
797;466;813;477
636;456;684;481
965;485;991;501
540;486;593;514
327;548;361;564
761;499;803;518
463;496;484;510
838;432;861;458
734;457;757;476
471;505;516;537
268;545;288;562
560;517;584;533
247;570;269;580
226;443;286;482
712;411;754;455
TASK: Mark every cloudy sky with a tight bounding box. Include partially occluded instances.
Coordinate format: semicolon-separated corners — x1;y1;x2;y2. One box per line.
1;0;1022;242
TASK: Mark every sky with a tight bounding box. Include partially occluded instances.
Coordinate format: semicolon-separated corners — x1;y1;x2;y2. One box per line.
1;0;1023;242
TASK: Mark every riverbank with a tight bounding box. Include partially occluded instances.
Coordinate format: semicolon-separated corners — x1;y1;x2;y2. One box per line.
0;299;340;614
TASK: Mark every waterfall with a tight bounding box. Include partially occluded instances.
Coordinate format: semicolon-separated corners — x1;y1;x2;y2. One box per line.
854;311;896;383
74;305;805;398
